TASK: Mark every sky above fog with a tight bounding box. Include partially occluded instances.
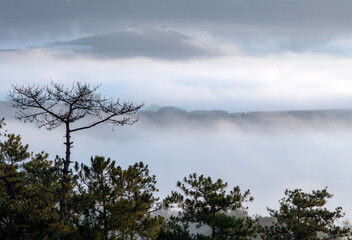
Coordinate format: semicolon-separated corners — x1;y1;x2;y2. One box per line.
2;0;352;220
2;0;352;111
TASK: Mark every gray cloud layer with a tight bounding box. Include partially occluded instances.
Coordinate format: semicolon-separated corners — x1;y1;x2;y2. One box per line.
2;0;352;32
3;0;352;54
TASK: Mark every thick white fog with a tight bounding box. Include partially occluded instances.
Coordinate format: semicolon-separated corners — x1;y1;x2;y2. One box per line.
2;105;352;221
2;50;352;112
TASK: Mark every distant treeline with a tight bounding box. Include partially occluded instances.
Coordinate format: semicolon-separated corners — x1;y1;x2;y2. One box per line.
3;100;352;131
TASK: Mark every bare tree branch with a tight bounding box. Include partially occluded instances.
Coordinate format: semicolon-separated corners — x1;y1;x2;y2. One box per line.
7;81;143;216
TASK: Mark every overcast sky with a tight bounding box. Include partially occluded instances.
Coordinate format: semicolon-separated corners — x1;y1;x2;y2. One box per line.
2;0;352;221
2;1;352;111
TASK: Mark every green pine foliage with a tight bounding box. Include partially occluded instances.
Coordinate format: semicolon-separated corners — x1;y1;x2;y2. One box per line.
258;188;350;240
0;119;72;239
73;156;163;240
162;173;257;240
157;216;195;240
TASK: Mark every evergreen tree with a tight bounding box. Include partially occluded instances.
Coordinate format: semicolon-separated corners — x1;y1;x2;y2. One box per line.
163;173;257;240
0;119;72;239
157;216;195;240
73;156;162;240
258;188;350;240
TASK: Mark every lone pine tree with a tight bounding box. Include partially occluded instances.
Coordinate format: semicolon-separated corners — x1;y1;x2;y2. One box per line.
7;82;143;216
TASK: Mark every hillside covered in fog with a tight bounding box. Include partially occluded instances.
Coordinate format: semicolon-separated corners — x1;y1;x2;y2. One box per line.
3;101;352;132
141;106;352;132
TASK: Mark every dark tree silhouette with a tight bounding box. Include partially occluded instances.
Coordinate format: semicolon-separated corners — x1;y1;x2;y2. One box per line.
7;81;143;215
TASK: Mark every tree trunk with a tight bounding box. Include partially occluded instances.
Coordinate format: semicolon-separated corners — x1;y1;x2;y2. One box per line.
60;123;72;216
212;209;216;239
0;176;17;199
102;179;108;240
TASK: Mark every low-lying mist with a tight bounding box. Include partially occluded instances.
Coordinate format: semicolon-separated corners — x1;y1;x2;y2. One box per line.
2;103;352;220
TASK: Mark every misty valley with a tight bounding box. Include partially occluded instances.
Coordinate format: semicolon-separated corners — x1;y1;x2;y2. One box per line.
3;0;352;239
1;94;352;239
